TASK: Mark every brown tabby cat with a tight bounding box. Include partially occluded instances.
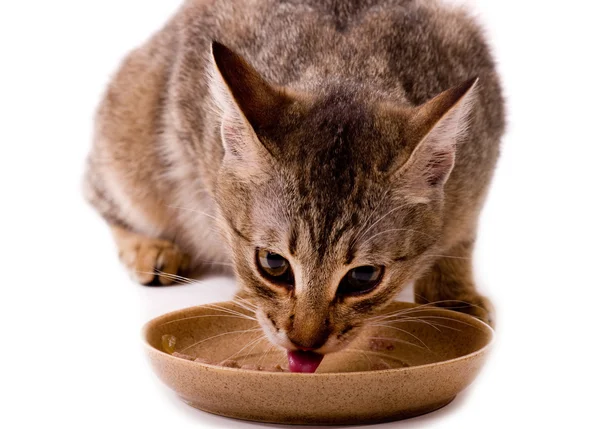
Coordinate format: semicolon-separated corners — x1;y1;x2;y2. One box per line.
84;0;504;363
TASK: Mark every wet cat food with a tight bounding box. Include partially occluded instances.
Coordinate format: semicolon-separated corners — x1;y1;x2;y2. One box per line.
165;344;288;372
369;338;396;352
161;334;177;354
266;364;286;372
221;359;242;368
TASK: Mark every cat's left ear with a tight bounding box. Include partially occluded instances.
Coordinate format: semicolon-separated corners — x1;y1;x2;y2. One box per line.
398;78;478;200
209;41;291;166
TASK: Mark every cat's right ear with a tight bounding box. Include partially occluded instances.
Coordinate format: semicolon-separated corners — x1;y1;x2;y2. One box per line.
394;78;478;202
209;41;290;168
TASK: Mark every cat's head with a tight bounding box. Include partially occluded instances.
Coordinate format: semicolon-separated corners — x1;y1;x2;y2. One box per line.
209;42;476;355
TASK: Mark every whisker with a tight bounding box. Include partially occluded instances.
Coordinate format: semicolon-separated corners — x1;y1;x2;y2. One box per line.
154;271;198;283
231;297;258;313
401;317;461;332
202;303;257;320
241;335;272;363
427;254;472;260
343;348;374;369
195;259;235;268
203;303;251;314
257;343;277;368
406;315;484;331
166;205;220;222
180;328;263;352
217;334;268;365
413;292;431;303
376;317;442;332
369;300;484;321
135;270;197;285
230;303;257;315
361;228;437;246
374;316;461;332
232;296;258;309
374;312;481;332
159;314;257;327
398;301;485;314
350;189;391;248
354;202;410;244
370;307;470;323
369;324;430;351
366;336;426;350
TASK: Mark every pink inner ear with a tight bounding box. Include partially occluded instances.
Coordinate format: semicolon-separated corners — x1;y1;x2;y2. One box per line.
401;78;475;190
222;121;243;157
423;149;455;187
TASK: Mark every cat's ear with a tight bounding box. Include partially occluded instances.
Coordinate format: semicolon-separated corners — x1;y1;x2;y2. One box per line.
398;78;478;201
209;41;289;163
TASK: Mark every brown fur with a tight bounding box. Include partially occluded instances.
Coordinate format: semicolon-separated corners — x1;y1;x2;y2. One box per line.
84;0;505;353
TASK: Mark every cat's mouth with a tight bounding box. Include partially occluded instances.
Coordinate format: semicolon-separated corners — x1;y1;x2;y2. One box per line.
255;311;332;372
286;350;324;373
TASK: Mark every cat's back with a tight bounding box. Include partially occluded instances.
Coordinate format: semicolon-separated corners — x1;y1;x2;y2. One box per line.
183;0;501;119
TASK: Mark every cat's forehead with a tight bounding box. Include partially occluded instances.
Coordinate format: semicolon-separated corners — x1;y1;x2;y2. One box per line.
262;87;413;172
254;170;394;261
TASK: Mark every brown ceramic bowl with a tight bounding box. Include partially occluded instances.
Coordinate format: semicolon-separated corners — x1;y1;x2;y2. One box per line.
143;301;494;425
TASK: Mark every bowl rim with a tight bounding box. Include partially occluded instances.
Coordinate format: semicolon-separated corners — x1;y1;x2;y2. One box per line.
141;301;495;377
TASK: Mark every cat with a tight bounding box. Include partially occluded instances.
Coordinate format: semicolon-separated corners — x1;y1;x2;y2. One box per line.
84;0;505;356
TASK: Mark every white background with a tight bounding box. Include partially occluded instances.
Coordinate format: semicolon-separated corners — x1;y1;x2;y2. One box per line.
1;0;599;427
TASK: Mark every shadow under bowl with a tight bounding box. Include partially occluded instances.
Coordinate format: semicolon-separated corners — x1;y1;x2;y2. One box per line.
143;301;494;425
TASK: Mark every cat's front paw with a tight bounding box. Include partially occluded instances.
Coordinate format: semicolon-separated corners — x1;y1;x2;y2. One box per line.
118;236;190;286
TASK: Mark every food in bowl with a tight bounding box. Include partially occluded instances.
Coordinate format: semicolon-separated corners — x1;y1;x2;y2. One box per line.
162;332;406;372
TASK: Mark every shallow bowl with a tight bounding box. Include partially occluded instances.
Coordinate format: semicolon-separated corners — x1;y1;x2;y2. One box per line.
143;301;494;425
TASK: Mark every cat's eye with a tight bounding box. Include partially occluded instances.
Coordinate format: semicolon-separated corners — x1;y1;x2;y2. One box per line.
256;249;294;287
337;266;384;296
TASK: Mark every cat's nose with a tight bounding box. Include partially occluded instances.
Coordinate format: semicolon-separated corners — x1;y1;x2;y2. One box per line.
286;303;331;350
287;329;329;350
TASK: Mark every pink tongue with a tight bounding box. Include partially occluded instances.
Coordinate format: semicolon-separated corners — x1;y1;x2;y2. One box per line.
287;350;324;373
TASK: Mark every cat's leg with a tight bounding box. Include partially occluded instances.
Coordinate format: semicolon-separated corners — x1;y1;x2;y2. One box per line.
414;240;494;326
111;225;190;286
